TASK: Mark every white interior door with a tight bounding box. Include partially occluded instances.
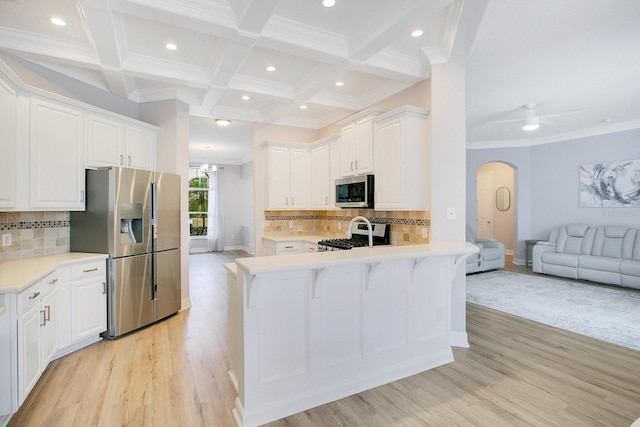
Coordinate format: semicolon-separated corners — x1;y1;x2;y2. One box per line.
476;171;493;239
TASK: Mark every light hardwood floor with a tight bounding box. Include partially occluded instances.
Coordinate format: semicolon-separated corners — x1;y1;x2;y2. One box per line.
8;252;640;426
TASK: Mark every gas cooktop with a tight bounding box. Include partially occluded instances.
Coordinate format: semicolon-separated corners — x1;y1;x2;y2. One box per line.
317;222;390;251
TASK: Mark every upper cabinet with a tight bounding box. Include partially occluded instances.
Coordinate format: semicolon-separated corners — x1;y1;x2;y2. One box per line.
262;141;310;210
86;114;156;170
29;97;85;210
310;134;340;210
0;67;158;211
338;107;386;177
0;77;17;209
373;106;430;211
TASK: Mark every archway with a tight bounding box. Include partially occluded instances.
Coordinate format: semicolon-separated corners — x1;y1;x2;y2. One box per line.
475;162;517;258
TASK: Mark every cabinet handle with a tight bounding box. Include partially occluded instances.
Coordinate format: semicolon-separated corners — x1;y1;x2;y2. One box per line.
350;161;354;171
355;160;359;170
291;197;294;205
29;291;41;300
284;246;294;249
49;278;58;285
45;305;51;322
102;282;106;294
81;190;84;203
83;267;98;273
325;196;328;205
40;310;46;327
128;155;132;166
285;198;289;206
120;154;124;165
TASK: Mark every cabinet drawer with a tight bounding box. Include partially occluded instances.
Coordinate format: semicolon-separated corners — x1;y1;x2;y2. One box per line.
276;241;302;254
304;242;318;252
70;260;106;280
17;281;43;316
41;270;61;294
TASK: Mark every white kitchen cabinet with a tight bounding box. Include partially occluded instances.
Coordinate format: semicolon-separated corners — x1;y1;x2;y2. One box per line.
310;134;340;210
29;97;85;210
373;106;430;211
0;78;17;209
86;114;156;170
69;260;107;343
16;271;60;405
263;142;310;210
338;108;386;177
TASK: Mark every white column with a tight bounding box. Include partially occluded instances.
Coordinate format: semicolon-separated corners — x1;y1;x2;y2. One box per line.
430;62;468;346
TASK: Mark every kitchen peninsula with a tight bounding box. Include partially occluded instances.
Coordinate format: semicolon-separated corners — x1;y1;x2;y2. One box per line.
225;241;477;427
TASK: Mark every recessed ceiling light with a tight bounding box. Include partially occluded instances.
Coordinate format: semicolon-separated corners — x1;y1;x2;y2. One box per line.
322;0;336;7
335;81;344;87
165;43;177;51
242;95;250;100
50;17;66;26
266;65;276;72
411;29;423;38
215;119;230;127
299;105;307;110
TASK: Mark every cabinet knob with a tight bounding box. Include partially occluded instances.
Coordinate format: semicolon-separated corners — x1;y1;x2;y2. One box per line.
120;154;124;165
102;282;106;294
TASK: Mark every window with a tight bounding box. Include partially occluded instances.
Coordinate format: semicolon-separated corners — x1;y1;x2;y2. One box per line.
189;168;209;237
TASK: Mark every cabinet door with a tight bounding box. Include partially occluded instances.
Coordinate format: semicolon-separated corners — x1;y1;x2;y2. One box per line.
71;278;107;342
311;143;330;208
17;303;43;405
41;290;59;366
0;78;16;208
328;138;341;208
29;98;85;210
267;146;291;209
86;115;126;168
354;117;374;174
125;126;155;170
289;147;310;209
373;117;404;209
340;123;356;176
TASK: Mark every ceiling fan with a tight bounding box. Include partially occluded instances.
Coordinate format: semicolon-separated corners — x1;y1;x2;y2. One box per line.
484;103;584;131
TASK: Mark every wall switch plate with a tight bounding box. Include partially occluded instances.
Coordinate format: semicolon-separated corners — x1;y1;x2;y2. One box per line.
288;221;294;229
446;207;457;220
421;228;429;238
2;234;10;247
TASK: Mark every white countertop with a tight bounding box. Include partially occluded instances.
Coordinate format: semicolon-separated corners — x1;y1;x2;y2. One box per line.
236;241;478;275
0;253;108;293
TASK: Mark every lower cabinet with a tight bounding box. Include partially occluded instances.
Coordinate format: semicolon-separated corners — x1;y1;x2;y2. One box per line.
16;272;59;405
11;257;107;413
70;260;107;343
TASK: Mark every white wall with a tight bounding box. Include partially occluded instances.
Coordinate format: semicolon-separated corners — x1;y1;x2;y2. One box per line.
219;163;254;252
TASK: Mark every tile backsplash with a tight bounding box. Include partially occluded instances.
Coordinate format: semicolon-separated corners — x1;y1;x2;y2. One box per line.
264;210;430;245
0;212;70;261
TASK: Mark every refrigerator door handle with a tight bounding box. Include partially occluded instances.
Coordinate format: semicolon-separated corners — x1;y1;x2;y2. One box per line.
151;183;158;226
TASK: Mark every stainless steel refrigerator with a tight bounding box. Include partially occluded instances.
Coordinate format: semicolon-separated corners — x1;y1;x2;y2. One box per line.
70;167;181;338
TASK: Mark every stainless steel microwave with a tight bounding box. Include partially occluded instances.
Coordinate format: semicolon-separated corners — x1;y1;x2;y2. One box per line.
335;175;374;209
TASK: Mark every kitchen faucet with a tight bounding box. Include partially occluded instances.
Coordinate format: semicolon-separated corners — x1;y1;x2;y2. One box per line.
346;216;373;248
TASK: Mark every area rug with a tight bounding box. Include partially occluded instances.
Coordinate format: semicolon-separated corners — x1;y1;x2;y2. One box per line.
466;270;640;351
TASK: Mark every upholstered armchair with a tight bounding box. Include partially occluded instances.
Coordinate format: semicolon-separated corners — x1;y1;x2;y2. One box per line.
466;227;506;274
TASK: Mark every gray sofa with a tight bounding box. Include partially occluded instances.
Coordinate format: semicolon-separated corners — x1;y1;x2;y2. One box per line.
532;224;640;289
466;227;505;274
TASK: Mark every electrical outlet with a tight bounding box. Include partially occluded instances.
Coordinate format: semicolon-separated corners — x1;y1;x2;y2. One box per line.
421;228;429;238
2;234;11;247
288;221;294;229
446;207;457;220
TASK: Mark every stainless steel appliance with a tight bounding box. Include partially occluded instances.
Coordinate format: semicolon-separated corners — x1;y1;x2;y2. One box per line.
70;167;181;338
335;175;375;209
318;222;390;251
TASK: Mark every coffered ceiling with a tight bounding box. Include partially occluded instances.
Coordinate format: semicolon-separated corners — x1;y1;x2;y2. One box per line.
0;0;638;164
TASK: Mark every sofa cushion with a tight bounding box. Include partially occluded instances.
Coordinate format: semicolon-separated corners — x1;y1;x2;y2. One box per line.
620;259;640;276
630;230;640;261
483;247;503;262
591;226;633;259
579;255;621;272
541;252;579;268
555;224;594;255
